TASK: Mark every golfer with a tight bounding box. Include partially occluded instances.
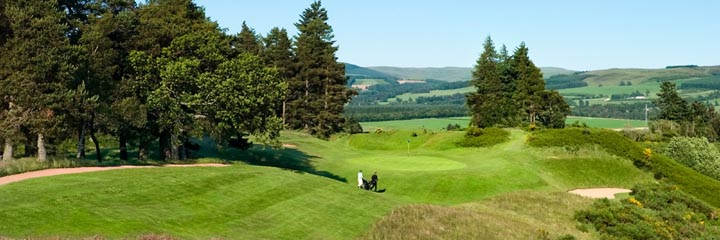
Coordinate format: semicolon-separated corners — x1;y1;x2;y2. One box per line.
357;170;363;189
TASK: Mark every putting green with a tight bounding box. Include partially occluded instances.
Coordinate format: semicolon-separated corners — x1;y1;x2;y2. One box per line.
347;154;466;171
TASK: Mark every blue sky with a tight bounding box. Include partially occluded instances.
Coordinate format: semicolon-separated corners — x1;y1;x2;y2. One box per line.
195;0;719;70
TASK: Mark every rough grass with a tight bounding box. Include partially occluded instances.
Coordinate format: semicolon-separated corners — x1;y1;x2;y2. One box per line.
528;128;720;207
361;191;596;240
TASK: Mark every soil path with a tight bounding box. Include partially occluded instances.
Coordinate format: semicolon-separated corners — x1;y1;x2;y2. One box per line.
568;188;631;199
0;163;228;186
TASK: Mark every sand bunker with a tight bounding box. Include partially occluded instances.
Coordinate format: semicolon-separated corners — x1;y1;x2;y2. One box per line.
568;188;632;199
0;163;228;186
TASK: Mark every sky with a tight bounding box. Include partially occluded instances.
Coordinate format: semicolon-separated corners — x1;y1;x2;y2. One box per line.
195;0;719;71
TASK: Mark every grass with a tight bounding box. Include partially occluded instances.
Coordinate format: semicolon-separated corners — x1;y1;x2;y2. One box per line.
0;164;399;239
0;127;663;239
362;191;596;240
361;116;646;131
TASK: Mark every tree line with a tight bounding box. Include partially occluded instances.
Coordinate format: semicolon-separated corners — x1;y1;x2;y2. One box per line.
0;0;354;162
654;81;720;140
467;37;570;128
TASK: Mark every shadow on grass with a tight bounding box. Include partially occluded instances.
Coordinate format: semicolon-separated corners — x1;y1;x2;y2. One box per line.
196;140;347;183
54;137;347;183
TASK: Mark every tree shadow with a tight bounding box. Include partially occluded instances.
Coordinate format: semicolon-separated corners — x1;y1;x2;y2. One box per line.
197;141;347;183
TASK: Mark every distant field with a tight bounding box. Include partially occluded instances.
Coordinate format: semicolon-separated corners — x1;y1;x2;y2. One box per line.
354;78;389;85
361;116;647;131
388;86;473;102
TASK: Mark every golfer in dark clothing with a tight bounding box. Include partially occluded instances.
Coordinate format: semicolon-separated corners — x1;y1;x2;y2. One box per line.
370;172;378;192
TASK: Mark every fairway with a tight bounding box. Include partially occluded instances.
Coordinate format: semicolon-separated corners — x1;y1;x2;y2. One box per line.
0;128;657;238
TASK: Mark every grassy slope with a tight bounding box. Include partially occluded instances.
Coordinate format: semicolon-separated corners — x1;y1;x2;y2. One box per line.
0;129;657;238
361;116;646;131
0;165;398;239
362;192;595;240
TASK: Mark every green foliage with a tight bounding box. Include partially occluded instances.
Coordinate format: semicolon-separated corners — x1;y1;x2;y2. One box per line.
342;117;363;134
467;38;568;129
665;137;720;180
197;54;286;147
456;127;510;148
287;1;356;139
235;21;261;55
655;81;688;121
575;183;720;239
528;128;720;207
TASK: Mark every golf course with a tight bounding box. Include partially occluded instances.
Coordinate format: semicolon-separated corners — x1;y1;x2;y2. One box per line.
0;128;663;239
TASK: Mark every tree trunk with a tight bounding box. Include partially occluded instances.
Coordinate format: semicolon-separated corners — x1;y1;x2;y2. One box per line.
138;139;148;161
89;124;101;163
37;133;46;162
170;134;179;161
159;131;171;161
119;134;128;161
282;101;286;128
305;79;309;130
179;141;187;160
76;119;86;159
3;140;12;161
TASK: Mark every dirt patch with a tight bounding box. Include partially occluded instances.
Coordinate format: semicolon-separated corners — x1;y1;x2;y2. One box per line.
568;188;631;199
0;163;229;186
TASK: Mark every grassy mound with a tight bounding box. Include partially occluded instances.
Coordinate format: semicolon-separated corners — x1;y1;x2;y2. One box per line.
362;191;595;240
528;128;720;207
0;165;397;239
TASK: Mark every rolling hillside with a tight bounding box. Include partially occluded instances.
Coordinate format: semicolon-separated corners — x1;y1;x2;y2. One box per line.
346;64;575;82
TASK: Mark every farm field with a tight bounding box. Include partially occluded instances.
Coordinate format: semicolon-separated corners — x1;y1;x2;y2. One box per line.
388;86;473;102
0;128;660;239
361;116;647;131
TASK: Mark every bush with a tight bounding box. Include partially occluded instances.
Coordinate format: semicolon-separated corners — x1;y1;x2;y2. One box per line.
575;183;720;239
527;128;720;207
456;127;510;148
343;118;364;134
665;137;720;181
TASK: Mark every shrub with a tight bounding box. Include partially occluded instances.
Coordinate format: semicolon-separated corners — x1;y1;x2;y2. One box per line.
527;128;720;207
575;183;720;239
343;118;364;134
456;127;510;148
665;137;720;181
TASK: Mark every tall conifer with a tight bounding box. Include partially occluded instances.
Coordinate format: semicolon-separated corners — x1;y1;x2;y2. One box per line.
289;1;356;138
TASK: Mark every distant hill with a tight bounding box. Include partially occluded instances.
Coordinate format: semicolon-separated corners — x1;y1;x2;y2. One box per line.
344;63;397;80
359;66;574;82
367;66;473;82
574;66;720;86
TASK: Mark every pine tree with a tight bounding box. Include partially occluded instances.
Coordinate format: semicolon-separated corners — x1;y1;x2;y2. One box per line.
655;81;688;121
511;42;545;124
289;1;356;138
262;27;294;125
0;0;78;161
467;36;504;128
235;21;261;55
